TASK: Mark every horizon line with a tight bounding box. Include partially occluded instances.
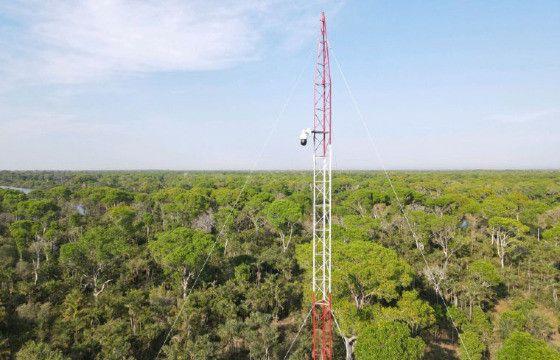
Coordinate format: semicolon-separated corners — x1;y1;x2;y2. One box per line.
1;168;560;172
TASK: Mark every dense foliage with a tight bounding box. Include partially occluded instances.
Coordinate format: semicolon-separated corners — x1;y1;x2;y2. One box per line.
0;170;558;359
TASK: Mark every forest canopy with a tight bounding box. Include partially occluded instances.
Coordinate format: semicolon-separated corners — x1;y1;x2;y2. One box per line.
0;170;559;359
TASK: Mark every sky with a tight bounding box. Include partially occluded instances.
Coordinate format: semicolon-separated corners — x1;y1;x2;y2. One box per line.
0;0;559;170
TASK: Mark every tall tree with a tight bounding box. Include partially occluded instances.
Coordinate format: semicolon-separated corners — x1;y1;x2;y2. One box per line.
264;199;302;252
59;226;131;300
489;217;529;268
148;227;215;299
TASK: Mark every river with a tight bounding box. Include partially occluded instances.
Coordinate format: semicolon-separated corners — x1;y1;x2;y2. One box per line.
0;186;33;194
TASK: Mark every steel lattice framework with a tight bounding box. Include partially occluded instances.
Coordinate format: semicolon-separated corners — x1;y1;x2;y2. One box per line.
311;12;333;360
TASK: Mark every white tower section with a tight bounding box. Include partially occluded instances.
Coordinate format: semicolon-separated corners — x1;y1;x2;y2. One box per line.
312;138;332;301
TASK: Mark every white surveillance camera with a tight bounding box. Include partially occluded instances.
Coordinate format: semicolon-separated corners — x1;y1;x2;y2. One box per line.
299;128;311;146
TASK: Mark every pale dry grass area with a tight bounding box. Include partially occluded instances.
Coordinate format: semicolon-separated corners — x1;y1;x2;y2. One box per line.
489;298;560;357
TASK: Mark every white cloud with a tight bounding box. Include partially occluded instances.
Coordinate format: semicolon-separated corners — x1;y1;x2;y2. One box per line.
0;0;342;84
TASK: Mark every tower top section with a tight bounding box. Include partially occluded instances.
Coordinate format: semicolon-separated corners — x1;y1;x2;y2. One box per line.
313;11;332;157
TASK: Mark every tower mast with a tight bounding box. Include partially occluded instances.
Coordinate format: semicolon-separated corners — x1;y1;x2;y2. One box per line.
311;11;333;360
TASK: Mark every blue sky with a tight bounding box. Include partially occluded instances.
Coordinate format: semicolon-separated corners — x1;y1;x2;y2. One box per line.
1;1;559;170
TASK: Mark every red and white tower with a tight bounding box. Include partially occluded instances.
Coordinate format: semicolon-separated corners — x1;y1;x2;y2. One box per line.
310;12;333;360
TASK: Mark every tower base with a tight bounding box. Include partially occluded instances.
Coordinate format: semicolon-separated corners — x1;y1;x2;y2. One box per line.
311;294;333;360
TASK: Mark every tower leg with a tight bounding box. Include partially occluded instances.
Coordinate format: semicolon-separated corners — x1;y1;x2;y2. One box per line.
324;295;333;359
312;295;318;360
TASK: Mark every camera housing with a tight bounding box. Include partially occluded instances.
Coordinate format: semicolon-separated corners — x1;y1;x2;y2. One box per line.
299;128;311;146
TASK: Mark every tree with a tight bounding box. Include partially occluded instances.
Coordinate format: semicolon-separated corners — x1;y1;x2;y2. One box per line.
354;321;425;360
381;290;436;336
482;196;518;219
148;227;214;299
12;199;60;283
264;199;302;252
105;205;136;234
332;240;413;310
9;220;34;260
489;217;529;268
428;215;460;269
496;331;560;360
60;226;131;299
530;233;560;304
93;319;134;360
211;187;241;208
243;312;280;359
336;215;380;243
458;330;485;360
341;189;384;217
445;304;493;360
78;186;133;213
543;223;560;246
16;199;59;225
16;341;67;360
0;188;26;213
462;259;502;317
242;192;273;234
425;194;465;216
154;187;211;229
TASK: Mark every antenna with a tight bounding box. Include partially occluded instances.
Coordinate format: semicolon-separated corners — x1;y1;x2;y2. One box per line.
300;11;333;360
